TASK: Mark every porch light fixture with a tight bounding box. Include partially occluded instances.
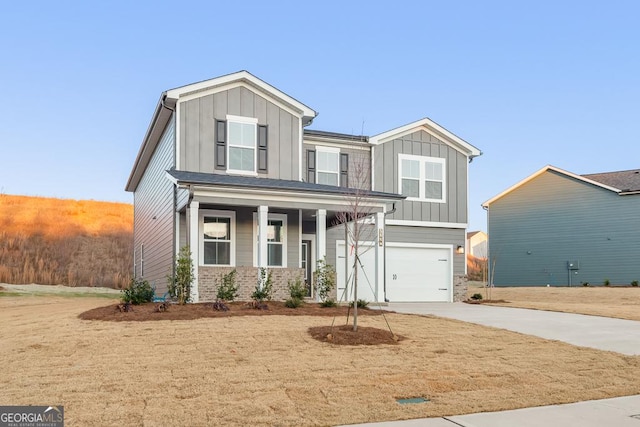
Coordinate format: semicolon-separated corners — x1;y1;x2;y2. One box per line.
456;245;464;254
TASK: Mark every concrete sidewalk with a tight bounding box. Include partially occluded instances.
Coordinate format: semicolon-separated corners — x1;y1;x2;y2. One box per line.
339;395;640;427
385;302;640;356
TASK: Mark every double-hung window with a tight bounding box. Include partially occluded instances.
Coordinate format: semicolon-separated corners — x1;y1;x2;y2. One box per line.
253;213;287;267
227;115;257;174
399;154;446;202
316;147;340;186
201;210;235;266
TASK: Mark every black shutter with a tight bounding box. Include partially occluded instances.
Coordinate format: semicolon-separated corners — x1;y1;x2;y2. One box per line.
257;125;268;172
340;153;349;187
307;150;316;183
215;120;226;169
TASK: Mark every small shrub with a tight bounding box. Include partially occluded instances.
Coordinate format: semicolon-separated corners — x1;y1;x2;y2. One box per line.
288;277;307;300
284;298;304;308
320;299;337;308
631;280;638;287
251;268;273;304
212;300;229;311
470;293;483;300
604;279;611;287
582;282;590;287
121;278;154;305
349;299;369;309
167;246;194;304
314;258;336;303
216;269;238;301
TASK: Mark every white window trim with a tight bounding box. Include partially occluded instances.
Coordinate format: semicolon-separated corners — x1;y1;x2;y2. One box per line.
199;209;236;267
252;212;288;268
398;153;447;203
316;146;340;186
226;114;258;176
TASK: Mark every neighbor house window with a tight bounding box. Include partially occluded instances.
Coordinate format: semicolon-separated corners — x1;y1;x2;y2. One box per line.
316;147;340;186
399;154;446;202
200;210;236;266
227;115;257;174
253;213;287;267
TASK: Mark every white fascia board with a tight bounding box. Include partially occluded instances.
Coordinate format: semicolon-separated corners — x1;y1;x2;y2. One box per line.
303;139;371;151
386;219;468;229
482;165;621;207
369;117;481;157
165;71;316;120
191;186;391;210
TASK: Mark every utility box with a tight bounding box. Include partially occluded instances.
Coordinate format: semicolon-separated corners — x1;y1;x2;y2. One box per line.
567;261;580;270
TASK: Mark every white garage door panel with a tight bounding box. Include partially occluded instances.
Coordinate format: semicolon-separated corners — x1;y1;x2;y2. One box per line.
386;246;451;302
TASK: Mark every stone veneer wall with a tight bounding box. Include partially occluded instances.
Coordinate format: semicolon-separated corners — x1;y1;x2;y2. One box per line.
198;266;305;302
453;275;468;302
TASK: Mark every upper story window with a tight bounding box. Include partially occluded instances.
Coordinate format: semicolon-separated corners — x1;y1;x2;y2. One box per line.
200;210;236;266
227;115;257;174
215;115;268;175
399;154;446;203
306;147;348;187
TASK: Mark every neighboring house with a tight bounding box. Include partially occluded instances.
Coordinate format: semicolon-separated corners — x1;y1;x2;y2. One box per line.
482;165;640;286
126;71;481;303
466;231;487;258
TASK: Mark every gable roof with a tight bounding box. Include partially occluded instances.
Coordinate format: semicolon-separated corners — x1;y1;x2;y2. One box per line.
583;169;640;194
482;165;631;207
126;71;317;192
166;169;405;201
368;117;482;158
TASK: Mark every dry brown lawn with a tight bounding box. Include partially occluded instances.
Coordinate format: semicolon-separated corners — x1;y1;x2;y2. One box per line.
468;284;640;321
2;296;639;426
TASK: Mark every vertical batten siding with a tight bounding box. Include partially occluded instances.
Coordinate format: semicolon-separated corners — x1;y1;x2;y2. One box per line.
488;170;640;286
301;143;372;189
374;130;468;223
133;116;176;292
180;87;299;180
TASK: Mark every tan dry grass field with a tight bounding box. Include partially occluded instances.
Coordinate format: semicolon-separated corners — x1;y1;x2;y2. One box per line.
1;296;639;426
468;284;640;321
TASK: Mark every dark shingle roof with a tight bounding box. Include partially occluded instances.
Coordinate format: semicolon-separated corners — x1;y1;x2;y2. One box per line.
582;169;640;193
304;129;369;143
167;170;405;200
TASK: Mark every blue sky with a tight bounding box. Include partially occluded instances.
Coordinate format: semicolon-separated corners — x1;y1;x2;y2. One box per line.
1;1;638;232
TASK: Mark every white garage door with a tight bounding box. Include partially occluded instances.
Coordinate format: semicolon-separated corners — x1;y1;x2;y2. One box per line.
336;243;452;303
386;245;451;302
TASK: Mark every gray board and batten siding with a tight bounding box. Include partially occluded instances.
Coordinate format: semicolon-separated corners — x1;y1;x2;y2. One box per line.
133;116;176;292
374;130;468;223
179;86;300;180
301;142;372;189
488;169;640;286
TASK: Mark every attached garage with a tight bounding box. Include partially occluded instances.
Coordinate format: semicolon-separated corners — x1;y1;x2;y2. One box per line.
336;242;453;303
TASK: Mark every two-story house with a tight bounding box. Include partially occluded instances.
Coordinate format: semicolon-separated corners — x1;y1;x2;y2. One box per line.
125;71;481;303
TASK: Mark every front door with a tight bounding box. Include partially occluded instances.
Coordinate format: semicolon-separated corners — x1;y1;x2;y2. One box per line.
301;240;312;297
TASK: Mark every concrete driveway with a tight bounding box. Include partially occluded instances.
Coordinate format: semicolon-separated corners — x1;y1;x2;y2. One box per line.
386;302;640;356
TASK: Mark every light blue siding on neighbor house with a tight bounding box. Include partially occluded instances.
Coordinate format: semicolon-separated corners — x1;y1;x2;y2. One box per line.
487;169;640;286
133;116;176;291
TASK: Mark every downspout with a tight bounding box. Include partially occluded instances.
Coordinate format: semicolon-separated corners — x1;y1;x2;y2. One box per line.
383;203;397;302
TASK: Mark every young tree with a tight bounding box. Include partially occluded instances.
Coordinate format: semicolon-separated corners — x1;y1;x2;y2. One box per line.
168;246;193;305
334;152;377;331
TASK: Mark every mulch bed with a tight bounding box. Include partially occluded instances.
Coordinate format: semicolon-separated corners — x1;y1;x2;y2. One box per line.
78;301;391;322
79;301;398;346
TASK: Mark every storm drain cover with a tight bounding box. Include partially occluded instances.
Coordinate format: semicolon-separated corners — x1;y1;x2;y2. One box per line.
396;397;429;405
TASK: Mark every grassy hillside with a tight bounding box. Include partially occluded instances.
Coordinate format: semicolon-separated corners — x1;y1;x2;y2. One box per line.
0;194;132;288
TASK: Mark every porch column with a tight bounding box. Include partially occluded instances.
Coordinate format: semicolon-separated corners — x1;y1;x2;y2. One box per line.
188;200;199;303
257;206;269;285
316;209;326;263
375;211;385;303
